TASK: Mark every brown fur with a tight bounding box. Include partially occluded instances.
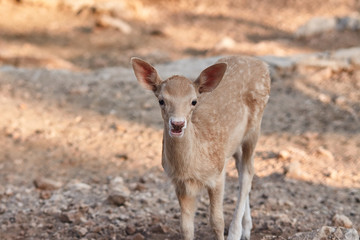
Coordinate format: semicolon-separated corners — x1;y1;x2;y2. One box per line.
131;56;271;240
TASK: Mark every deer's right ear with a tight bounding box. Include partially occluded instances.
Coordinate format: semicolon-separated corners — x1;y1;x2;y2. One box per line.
131;57;162;92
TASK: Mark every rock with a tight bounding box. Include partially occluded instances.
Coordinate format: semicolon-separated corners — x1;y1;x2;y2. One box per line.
125;225;136;235
108;192;128;206
318;93;332;104
134;183;146;192
278;150;290;160
274;213;293;227
284;160;309;181
260;55;295;70
61;0;95;12
73;226;88;237
108;177;131;206
295;17;337;37
316;147;335;161
214;37;237;51
39;190;52;200
114;153;128;161
59;210;82;223
150;223;169;234
335;96;347;106
96;15;132;34
34;177;62;190
333;214;353;228
337;15;360;30
297;58;351;71
289;226;359;240
132;233;145;240
67;181;92;191
332;47;360;63
0;204;6;214
69;85;89;95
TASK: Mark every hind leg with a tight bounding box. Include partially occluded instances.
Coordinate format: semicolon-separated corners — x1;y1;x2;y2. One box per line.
241;196;252;240
227;132;258;240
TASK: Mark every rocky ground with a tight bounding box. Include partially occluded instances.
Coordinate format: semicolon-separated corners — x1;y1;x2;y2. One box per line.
0;0;359;239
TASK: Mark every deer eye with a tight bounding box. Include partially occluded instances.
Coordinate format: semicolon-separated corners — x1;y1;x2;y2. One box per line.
159;99;165;106
191;100;197;106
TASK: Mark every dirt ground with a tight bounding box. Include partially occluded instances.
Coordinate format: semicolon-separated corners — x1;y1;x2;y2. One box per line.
0;0;359;239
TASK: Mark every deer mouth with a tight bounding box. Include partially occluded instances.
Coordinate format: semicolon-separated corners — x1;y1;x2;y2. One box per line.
170;125;184;136
169;118;186;137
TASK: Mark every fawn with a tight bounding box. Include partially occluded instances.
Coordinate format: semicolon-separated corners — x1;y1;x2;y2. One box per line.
131;56;270;240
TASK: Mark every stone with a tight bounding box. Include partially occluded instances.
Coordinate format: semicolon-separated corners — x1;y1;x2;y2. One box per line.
295;17;337;37
132;233;145;240
108;176;131;205
134;183;146;191
73;226;88;237
318;93;332;104
108;192;127;206
274;213;293;227
317;147;335;161
96;15;132;34
214;37;237;51
278;150;290;160
125;225;136;235
67;182;91;191
284;160;309;181
150;223;169;234
34;177;62;190
332;47;360;62
289;226;359;240
260;55;295;70
0;204;6;214
335;96;347;106
59;211;82;223
333;214;353;228
39;190;52;200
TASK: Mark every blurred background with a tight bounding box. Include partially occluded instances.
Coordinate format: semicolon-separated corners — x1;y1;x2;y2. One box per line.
0;0;359;239
0;0;360;69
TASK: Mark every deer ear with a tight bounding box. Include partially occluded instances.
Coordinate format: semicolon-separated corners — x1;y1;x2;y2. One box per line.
195;63;227;93
131;57;162;91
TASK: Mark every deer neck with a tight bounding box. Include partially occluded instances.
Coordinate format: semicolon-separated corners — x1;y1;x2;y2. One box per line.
163;121;197;169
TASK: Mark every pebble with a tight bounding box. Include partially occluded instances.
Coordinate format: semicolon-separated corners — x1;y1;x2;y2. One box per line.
132;233;145;240
125;225;136;235
333;214;353;228
67;182;92;191
34;177;62;190
284;160;309;181
59;210;82;223
289;226;359;240
278;150;290;160
96;15;132;34
318;93;332;104
214;36;236;51
317;147;335;161
0;204;6;214
108;192;128;206
335;96;347;106
39;190;52;200
150;223;169;234
73;226;88;237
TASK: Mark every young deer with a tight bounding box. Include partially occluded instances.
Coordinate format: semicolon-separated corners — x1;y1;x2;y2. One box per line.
131;56;270;240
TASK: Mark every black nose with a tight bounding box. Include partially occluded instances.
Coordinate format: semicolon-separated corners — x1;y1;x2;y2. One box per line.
171;120;185;129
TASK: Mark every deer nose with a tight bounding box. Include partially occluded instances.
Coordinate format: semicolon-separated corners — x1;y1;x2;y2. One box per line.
171;120;185;129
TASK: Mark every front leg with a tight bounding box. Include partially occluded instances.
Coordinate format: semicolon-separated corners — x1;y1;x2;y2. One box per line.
176;183;198;240
207;170;225;240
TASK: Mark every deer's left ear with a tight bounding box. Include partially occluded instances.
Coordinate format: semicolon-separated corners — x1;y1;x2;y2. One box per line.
194;63;227;93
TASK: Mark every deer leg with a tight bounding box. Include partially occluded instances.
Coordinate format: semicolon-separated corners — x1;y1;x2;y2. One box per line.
227;135;257;240
176;183;198;240
207;169;225;240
